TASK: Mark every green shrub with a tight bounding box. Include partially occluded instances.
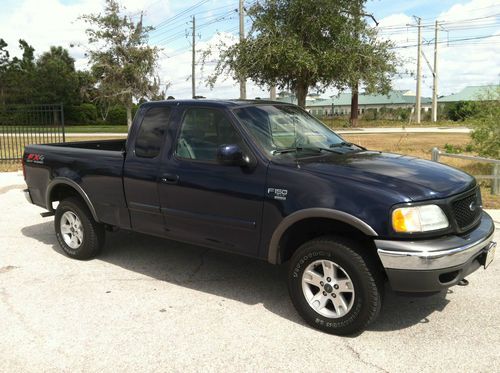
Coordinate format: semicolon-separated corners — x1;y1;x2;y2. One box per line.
447;101;479;121
79;103;97;123
470;89;500;158
65;103;98;124
444;143;463;154
106;105;127;125
396;108;411;121
363;108;378;120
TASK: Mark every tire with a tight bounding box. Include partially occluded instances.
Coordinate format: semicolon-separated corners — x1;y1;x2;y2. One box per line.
288;236;383;335
55;197;105;260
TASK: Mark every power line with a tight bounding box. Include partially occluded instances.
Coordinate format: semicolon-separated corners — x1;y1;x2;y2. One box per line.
154;13;238;46
151;6;237;37
377;13;499;32
151;9;237;42
390;34;500;49
154;0;210;29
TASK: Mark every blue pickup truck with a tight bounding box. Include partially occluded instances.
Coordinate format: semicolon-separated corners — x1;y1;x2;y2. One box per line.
23;100;496;334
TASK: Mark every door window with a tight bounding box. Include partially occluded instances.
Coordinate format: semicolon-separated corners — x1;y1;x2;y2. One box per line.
176;108;243;161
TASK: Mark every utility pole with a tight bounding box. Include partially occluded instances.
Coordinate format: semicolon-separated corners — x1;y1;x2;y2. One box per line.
191;15;196;99
270;85;276;100
432;20;439;122
415;16;422;124
239;0;246;99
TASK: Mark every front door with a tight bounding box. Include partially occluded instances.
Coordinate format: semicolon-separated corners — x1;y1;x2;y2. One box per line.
158;107;266;255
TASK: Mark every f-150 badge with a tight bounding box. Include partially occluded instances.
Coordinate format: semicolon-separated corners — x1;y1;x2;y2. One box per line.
268;188;288;200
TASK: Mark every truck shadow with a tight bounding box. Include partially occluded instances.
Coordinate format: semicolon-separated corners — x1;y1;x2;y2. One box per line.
22;222;450;334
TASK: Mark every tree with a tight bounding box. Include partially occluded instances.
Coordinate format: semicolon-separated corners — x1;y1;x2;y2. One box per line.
470;88;500;159
0;39;9;105
207;0;397;110
34;46;79;105
1;39;37;104
344;1;397;126
81;0;161;127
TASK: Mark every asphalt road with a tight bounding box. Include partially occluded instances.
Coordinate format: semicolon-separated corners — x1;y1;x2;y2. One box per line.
1;171;499;372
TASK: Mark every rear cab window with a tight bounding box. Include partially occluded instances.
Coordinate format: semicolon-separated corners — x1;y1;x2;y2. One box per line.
135;106;171;158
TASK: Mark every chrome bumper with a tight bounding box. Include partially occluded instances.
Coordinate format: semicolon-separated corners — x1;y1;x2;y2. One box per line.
376;212;496;271
23;189;33;204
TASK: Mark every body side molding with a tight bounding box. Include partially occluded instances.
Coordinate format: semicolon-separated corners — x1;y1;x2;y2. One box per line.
267;208;378;264
45;177;100;222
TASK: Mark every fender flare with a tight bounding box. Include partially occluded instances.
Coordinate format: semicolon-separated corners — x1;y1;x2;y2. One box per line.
267;208;378;264
45;177;100;222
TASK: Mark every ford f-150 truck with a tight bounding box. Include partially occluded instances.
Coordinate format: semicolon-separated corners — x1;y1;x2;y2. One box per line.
23;100;496;335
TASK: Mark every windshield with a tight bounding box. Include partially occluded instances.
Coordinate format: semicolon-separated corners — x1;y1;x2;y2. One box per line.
233;105;351;156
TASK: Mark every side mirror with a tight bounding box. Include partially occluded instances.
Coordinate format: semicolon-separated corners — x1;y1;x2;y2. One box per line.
216;144;249;166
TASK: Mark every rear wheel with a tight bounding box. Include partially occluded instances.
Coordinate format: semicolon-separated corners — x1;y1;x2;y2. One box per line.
288;236;383;335
55;197;105;259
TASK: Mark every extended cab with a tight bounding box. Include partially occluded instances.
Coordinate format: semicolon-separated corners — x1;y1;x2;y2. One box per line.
23;100;496;335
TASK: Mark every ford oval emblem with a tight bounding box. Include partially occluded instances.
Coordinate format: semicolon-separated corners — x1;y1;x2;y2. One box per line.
469;201;476;211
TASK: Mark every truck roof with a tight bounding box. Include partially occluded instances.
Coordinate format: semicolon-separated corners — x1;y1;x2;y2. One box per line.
141;99;292;109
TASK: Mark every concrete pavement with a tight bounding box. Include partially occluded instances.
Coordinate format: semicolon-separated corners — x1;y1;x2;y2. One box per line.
1;171;498;372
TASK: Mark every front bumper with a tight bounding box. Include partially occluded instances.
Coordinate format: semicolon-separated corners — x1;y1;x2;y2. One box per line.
375;212;496;292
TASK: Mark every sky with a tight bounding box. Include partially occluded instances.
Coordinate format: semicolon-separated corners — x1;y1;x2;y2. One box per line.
0;0;499;100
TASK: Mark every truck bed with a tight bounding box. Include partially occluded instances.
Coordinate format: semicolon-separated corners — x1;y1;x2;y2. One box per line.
24;138;129;229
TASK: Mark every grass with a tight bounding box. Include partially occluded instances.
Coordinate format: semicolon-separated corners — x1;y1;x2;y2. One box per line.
322;118;472;129
1;133;498;208
3;125;128;133
4;120;471;133
64;125;128;133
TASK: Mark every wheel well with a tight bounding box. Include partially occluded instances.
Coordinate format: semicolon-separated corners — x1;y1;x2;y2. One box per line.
48;182;101;223
49;184;82;208
278;218;378;264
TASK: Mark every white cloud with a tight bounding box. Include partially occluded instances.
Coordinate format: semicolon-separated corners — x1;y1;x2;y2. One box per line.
377;0;500;97
154;31;271;99
0;0;498;99
0;0;173;69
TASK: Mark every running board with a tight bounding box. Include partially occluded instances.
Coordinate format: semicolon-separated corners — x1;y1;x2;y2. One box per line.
40;211;55;218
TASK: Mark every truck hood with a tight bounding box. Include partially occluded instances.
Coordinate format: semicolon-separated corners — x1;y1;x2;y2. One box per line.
294;151;476;201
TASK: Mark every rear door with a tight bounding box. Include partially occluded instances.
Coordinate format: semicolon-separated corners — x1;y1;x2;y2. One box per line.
158;106;267;255
123;105;172;235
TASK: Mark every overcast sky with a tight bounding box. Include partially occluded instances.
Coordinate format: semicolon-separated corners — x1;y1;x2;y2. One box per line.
0;0;499;99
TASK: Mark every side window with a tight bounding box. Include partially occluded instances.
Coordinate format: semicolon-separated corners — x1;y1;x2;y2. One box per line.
135;106;171;158
176;108;243;161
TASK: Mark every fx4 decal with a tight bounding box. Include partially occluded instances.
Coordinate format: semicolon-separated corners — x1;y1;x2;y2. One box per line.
267;187;288;200
26;154;45;164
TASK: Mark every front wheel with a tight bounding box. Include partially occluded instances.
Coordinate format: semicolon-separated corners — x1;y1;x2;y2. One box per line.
55;197;105;260
288;236;383;335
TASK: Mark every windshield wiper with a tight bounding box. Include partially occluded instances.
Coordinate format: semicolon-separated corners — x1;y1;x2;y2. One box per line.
330;141;353;148
271;146;341;155
330;142;366;150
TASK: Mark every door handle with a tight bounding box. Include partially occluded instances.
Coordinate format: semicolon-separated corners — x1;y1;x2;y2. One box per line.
161;173;179;184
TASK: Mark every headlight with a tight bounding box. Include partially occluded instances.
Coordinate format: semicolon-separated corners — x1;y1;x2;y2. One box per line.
392;205;449;233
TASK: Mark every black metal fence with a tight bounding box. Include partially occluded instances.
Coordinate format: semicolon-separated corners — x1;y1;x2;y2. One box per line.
0;104;65;162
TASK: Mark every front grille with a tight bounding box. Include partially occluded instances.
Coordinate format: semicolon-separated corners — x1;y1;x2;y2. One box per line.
452;190;481;230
